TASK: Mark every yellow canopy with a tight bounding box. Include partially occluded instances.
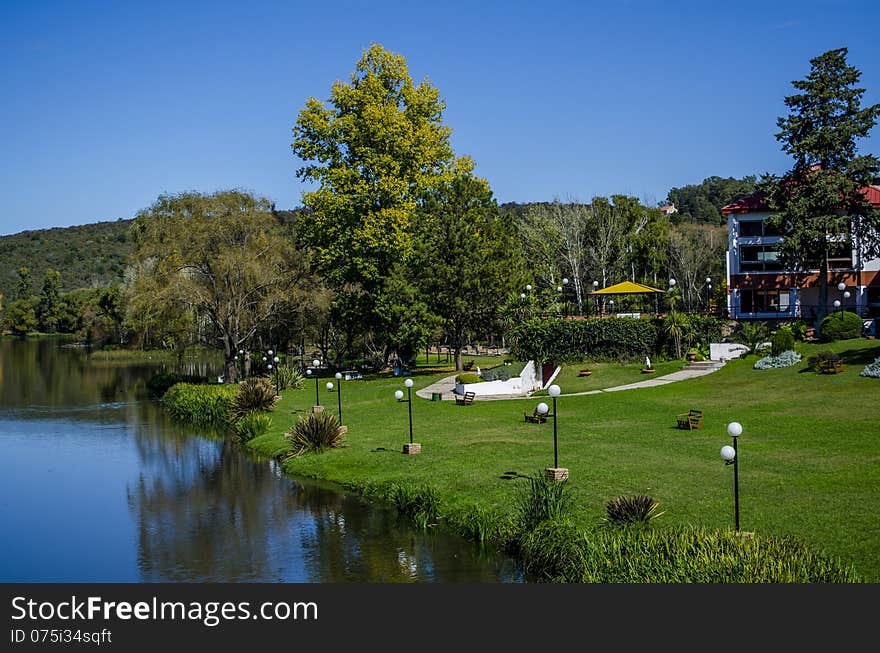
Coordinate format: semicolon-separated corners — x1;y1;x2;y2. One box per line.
592;281;666;295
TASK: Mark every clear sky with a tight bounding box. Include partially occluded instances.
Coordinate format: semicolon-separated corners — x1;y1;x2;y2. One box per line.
2;0;879;236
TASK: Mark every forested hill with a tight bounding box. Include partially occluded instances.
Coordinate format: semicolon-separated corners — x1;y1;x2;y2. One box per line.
0;219;134;299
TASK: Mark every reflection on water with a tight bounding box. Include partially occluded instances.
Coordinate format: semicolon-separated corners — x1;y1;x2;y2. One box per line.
0;338;522;582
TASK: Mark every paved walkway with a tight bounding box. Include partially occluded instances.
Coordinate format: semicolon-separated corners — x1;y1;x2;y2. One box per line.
415;360;726;401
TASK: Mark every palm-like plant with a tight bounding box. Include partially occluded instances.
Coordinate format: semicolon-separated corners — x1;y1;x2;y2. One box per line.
663;310;689;359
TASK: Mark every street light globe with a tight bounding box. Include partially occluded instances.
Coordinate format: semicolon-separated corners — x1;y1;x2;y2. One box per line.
268;350;273;356
394;390;404;401
306;369;312;375
557;286;563;292
267;364;273;370
273;356;280;363
837;282;846;292
727;422;743;438
262;356;267;362
536;402;549;416
592;280;599;288
326;382;334;391
720;445;736;462
706;276;711;283
562;278;569;285
669;278;676;286
843;291;851;299
312;359;320;367
526;284;532;291
548;384;561;398
520;293;526;299
404;378;414;388
239;349;244;355
833;300;841;308
335;372;342;380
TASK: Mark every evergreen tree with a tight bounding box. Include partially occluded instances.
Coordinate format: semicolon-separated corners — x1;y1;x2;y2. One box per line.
766;48;880;328
37;269;62;332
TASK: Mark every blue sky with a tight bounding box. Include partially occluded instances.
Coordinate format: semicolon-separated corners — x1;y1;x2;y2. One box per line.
2;0;879;235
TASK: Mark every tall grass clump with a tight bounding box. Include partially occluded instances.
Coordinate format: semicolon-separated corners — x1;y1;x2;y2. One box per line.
519;524;861;583
604;495;664;526
514;471;570;532
230;377;278;419
285;411;344;457
770;326;795;355
162;383;238;425
272;366;304;390
233;411;272;441
448;505;517;546
361;481;441;529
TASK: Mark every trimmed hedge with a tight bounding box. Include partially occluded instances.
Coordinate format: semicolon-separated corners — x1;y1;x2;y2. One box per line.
820;311;862;341
510;317;657;363
162;383;238;425
510;315;725;363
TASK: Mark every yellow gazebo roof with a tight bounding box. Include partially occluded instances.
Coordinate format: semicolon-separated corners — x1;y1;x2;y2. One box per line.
592;281;666;295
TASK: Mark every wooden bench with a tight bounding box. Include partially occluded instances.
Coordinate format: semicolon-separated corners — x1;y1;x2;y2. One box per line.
524;408;547;424
462;360;475;371
578;369;592;377
676;409;704;430
455;391;475;406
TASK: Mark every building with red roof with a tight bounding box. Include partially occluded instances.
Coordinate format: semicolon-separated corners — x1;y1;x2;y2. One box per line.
722;185;880;323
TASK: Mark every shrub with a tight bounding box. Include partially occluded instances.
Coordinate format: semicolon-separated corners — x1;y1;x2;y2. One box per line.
146;372;206;397
806;350;843;374
162;383;238;425
790;319;808;341
285;411;345;457
233;411;272;441
272;365;304;390
604;495;664;526
455;373;482;384
820;310;862;341
754;350;802;370
230;377;278;419
734;321;769;354
519;521;860;583
771;326;795;355
859;356;880;378
514;471;570;532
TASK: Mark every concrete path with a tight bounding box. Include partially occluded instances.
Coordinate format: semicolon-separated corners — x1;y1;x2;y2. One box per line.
415;360;726;401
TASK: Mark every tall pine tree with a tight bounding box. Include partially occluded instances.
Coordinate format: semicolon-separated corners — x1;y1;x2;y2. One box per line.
766;48;880;328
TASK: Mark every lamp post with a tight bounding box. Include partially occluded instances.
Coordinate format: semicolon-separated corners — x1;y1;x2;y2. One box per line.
272;356;280;395
720;421;743;531
335;372;343;425
668;278;677;312
592;280;599;315
705;276;712;310
542;384;566;481
395;378;419;454
308;359;321;412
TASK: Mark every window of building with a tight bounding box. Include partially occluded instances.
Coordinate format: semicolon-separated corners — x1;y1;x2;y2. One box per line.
740;289;791;314
739;245;784;272
738;219;782;238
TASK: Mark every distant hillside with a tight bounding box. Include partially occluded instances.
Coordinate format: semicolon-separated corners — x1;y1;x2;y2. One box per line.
0;219;134;299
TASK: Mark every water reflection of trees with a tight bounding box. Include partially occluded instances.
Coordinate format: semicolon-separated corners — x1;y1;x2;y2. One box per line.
130;417;519;582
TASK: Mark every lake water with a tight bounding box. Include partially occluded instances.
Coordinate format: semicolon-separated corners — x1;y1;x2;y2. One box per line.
0;338;522;582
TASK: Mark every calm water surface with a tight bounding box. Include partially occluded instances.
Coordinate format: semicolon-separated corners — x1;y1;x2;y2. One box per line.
0;338;522;582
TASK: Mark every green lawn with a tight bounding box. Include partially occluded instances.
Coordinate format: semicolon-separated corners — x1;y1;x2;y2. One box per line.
249;339;880;580
532;358;685;394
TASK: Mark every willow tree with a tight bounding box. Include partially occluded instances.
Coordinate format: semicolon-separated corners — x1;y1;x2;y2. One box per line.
291;43;456;357
128;191;314;381
767;48;880;327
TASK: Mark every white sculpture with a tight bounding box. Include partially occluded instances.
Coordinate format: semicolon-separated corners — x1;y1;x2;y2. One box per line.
645;356;652;370
476;365;482;376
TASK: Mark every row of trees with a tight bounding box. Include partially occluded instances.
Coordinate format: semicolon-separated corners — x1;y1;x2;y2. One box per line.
3;46;876;369
0;266;124;340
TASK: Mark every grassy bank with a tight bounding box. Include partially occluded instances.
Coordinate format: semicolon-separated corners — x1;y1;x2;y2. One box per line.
244;338;880;580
